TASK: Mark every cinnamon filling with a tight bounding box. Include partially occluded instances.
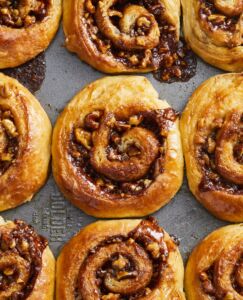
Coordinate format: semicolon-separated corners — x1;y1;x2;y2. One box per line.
0;108;19;176
82;0;196;83
69;108;178;196
76;217;173;300
0;0;49;28
197;114;243;194
0;220;47;299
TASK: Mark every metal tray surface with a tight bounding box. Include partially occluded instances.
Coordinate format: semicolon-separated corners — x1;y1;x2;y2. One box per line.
1;27;227;259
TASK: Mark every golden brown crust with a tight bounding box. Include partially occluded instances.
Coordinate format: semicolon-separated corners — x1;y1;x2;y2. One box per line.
63;0;181;73
0;0;62;69
0;73;52;211
0;217;55;299
52;76;183;218
56;218;185;300
180;73;243;222
185;224;243;300
181;0;243;72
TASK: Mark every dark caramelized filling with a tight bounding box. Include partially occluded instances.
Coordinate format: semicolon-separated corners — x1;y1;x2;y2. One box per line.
3;52;46;93
76;217;173;300
199;0;241;32
0;220;47;299
83;0;196;83
69;108;178;196
0;0;49;28
0;109;19;176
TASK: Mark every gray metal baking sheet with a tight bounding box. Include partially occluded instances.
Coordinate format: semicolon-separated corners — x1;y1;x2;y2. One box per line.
1;27;227;259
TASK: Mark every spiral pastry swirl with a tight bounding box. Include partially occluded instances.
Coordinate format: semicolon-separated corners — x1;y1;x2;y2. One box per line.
0;73;51;211
0;217;55;299
181;0;243;71
185;224;243;300
56;217;185;300
63;0;197;82
0;0;61;68
181;73;243;222
52;76;183;218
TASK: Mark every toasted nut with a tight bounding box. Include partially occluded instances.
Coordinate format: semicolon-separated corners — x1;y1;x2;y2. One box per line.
9;239;16;249
2;119;18;137
207;137;216;153
147;242;160;258
129;115;143;126
224;292;234;300
0;153;12;161
74;128;92;150
199;272;208;281
112;255;127;270
129;55;139;65
3;268;14;276
137;16;151;27
20;240;29;252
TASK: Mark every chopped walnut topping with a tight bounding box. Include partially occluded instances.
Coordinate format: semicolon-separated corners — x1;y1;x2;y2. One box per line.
85;111;103;130
129;115;143;126
207;137;216;153
141;49;152;68
129;55;139;65
112;255;127;270
74;128;92;150
137;16;151;28
224;292;234;300
208;14;226;23
199;272;208;281
116;270;138;280
20;240;29;252
147;242;161;258
3;267;15;276
0;152;12;161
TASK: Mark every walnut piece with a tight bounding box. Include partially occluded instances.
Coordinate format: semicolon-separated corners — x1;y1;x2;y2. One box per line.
74;128;92;150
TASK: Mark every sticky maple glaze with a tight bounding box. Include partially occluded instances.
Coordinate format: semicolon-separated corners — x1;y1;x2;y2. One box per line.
0;0;49;28
0;108;19;176
185;224;243;300
64;0;196;82
69;108;178;196
56;217;185;300
0;220;47;299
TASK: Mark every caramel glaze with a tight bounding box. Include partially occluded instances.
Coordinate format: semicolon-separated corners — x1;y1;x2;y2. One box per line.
0;109;19;176
83;0;196;83
75;217;176;299
197;114;243;195
0;220;47;299
69;108;178;196
3;52;46;93
0;0;49;28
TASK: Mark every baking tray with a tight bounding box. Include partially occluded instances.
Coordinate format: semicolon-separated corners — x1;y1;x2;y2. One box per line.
1;26;228;259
